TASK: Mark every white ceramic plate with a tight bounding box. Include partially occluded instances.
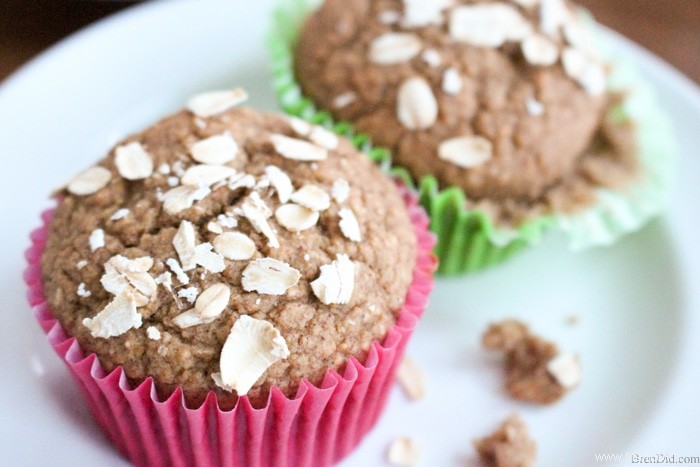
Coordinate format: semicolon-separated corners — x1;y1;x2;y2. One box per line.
1;1;698;465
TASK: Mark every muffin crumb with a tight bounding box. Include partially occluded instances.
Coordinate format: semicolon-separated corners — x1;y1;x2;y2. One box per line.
387;437;421;466
566;314;580;326
396;356;426;401
474;414;536;467
482;320;580;404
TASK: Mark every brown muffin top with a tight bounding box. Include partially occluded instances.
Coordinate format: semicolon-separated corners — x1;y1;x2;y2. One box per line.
295;0;610;202
41;91;417;408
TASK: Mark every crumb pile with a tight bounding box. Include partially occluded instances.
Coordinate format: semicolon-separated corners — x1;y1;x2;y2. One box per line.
483;319;581;404
474;414;537;467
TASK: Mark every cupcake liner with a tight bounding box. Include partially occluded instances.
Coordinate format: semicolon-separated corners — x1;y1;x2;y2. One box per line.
25;187;437;467
267;0;677;275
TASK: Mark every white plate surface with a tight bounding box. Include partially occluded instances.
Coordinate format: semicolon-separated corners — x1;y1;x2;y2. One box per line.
0;1;699;465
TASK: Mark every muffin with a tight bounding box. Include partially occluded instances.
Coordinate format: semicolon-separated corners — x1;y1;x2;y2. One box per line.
26;88;436;466
269;0;676;274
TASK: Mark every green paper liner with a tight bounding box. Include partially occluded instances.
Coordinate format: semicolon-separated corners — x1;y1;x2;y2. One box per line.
267;0;677;275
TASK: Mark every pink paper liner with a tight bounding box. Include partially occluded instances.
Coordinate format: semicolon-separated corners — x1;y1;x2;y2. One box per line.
25;187;437;467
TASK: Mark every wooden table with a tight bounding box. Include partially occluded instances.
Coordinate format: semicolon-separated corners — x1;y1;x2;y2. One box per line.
1;0;699;83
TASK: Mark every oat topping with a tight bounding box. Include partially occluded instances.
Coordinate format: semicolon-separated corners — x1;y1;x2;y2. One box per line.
563;20;598;58
89;229;105;251
110;208;130;221
227;173;256;192
290;185;331;211
192;243;226;273
178;287;199;304
387;437;421;467
146;326;161;341
331;178;350;203
562;47;606;96
421;48;442;68
512;0;540;8
242;258;302;296
438;135;493;168
172;161;186;177
241;193;280;249
270;134;328;161
442;67;463;95
162;184;212;214
369;32;423;65
397;77;439;130
154;272;173;291
213;232;256;261
275;204;320;232
288;116;312;136
76;260;88;270
217;214;239;229
308;126;339;150
186;88;249;118
450;4;531;47
100;255;157;307
265;165;294;203
195;283;231;319
396;356;426;401
401;0;452;28
546;353;581;389
190;133;239;165
166;258;190;285
540;0;569;36
82;292;143;339
173;220;197;271
77;282;91;298
521;34;559;66
173;309;215;329
333;92;357;109
255;176;272;190
207;221;223;234
378;9;401;25
285;118;338;150
115;142;154;180
158;163;171;175
339;208;362;242
311;254;356;305
67;166;112;196
216;315;290;395
181;164;236;187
